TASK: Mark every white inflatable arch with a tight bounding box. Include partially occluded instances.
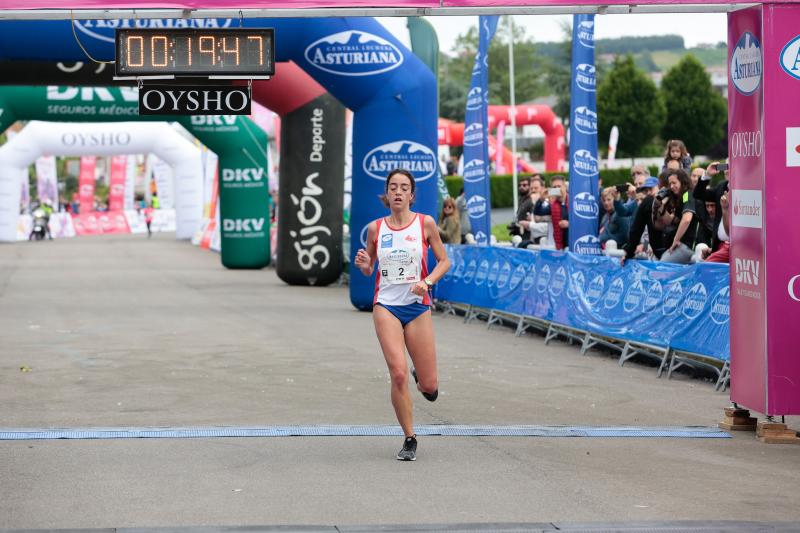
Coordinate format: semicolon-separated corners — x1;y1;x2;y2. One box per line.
0;120;204;241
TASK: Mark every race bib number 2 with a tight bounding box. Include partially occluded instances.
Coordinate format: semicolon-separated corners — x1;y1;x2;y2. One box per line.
381;249;420;284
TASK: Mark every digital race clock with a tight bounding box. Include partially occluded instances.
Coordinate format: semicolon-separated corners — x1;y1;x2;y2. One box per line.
115;28;275;77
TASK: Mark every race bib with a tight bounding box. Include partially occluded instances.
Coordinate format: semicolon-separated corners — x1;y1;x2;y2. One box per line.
380;248;420;284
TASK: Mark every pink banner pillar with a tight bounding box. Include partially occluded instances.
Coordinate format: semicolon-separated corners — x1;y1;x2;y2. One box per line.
108;155;126;212
78;156;96;214
729;4;800;416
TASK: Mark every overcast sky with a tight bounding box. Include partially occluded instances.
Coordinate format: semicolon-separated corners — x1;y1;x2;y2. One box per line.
377;13;728;54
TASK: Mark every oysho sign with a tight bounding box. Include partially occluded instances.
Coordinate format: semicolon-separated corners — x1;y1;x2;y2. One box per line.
62;131;131;147
731;32;762;95
305;30;404;77
362;141;437;182
139;86;251;115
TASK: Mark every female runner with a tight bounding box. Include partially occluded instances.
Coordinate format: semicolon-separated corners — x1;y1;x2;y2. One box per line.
354;168;451;461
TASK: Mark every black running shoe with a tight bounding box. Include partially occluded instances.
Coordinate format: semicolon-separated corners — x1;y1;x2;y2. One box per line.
397;435;417;461
411;367;438;402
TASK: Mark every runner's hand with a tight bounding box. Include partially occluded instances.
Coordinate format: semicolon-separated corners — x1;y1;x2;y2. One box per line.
354;248;372;275
411;281;429;296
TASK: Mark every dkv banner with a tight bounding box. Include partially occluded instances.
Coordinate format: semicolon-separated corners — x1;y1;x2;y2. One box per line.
462;15;499;246
568;14;602;254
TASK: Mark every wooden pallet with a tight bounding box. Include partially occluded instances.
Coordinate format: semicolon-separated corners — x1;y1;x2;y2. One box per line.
757;421;800;444
718;407;757;431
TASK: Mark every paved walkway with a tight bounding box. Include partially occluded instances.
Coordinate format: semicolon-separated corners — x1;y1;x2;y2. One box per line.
0;234;798;529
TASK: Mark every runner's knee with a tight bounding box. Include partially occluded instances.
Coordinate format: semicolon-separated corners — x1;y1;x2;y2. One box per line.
390;367;409;389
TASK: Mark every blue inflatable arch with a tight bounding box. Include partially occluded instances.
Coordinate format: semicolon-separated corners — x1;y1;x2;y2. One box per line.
0;17;438;310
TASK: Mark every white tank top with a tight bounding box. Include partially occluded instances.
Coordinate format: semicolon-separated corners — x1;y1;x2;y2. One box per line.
374;213;431;306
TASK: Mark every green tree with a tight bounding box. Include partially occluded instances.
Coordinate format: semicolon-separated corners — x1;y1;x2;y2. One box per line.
597;55;666;159
543;19;573;123
439;17;549;120
660;54;727;156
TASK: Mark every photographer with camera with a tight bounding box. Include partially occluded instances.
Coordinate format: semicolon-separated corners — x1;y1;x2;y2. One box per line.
693;161;730;263
621;175;666;262
657;168;699;264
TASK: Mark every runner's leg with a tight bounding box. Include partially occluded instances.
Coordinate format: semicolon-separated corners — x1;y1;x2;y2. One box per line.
373;305;414;437
404;310;439;396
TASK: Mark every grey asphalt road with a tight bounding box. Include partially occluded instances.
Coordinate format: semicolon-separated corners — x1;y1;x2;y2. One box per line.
0;234;798;530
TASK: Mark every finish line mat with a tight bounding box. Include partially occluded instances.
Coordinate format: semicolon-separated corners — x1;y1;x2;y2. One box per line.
0;425;730;440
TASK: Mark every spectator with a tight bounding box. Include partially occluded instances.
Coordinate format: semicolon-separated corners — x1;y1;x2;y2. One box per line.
622;175;666;261
514;176;532;224
659;168;699;264
695;200;717;249
662;139;693;172
690;167;705;190
516;175;549;246
549;175;569;250
455;188;470;244
630;164;650;189
437;197;461;244
599;187;632;246
693;161;730;258
704;190;730;263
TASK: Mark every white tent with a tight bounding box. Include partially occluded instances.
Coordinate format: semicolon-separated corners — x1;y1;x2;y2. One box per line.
0;120;204;241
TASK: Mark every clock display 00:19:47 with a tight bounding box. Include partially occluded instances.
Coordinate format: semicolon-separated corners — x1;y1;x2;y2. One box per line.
116;28;274;76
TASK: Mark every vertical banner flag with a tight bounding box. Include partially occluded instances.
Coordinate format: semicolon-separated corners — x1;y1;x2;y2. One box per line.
78;155;96;214
148;154;175;209
462;15;499;246
108;155;126;211
35;155;58;207
124;155;137;210
568;14;602;254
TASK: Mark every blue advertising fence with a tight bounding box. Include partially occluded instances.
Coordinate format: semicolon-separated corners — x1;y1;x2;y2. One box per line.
436;245;730;362
462;15;499;246
568;14;602;254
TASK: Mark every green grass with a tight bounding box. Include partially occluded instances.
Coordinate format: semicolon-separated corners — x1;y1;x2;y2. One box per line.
650;48;727;71
492;222;513;243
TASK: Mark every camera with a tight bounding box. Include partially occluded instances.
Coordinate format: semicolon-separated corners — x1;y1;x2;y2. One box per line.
615;184;628;194
655;188;670;201
716;163;729;172
507;221;522;237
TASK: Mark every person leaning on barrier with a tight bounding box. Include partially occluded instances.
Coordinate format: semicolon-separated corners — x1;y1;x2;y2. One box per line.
515;175;550;247
659;168;700;265
621;175;665;263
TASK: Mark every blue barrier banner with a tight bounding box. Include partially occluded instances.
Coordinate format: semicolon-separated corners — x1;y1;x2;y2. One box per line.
462;15;498;246
438;245;730;362
568;15;602;254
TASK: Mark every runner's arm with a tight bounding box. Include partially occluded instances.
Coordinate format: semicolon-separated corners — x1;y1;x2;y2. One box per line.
423;215;451;284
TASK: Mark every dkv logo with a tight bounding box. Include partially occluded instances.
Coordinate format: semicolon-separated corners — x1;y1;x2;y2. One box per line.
466;195;488;220
576;20;595;49
463;158;487;183
222;168;265;182
780;34;800;81
682;282;708;320
363;141;437;182
305;31;404;77
573;192;599;220
575;64;596;92
731;32;762;95
573;106;597;135
223;218;266;234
